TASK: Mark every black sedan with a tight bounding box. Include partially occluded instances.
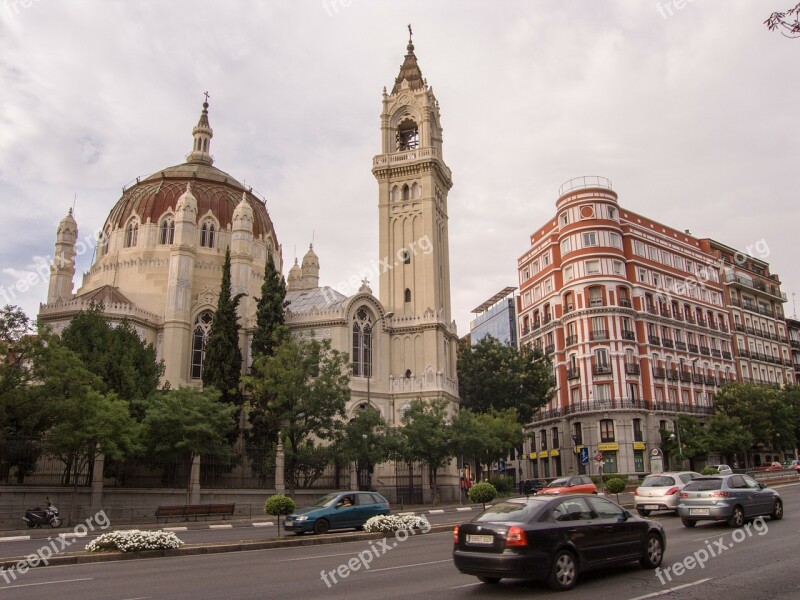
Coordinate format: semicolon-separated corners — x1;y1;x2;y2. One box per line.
453;494;665;591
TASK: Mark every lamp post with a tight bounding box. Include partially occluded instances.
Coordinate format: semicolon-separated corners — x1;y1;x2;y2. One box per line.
366;311;394;408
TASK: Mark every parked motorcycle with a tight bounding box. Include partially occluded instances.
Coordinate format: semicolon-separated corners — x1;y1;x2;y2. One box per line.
22;498;62;528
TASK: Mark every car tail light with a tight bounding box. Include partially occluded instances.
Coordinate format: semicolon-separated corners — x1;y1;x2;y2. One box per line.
453;526;459;544
634;488;639;496
679;492;689;498
711;491;730;497
665;487;680;495
505;526;527;548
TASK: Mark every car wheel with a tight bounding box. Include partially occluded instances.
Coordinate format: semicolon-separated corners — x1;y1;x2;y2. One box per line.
681;518;696;528
50;517;62;528
313;519;330;535
728;506;745;528
770;499;783;521
637;508;651;517
640;534;664;569
477;576;501;584
547;549;578;591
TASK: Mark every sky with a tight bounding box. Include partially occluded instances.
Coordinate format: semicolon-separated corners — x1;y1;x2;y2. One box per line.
1;0;798;335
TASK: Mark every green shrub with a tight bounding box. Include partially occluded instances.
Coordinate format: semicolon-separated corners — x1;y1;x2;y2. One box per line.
604;477;627;494
264;494;296;536
488;475;513;493
468;482;497;509
702;467;717;475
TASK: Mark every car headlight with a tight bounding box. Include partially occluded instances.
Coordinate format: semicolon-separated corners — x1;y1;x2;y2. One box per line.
294;516;308;522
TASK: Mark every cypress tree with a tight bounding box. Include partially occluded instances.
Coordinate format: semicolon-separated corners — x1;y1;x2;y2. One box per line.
202;247;244;405
251;252;289;361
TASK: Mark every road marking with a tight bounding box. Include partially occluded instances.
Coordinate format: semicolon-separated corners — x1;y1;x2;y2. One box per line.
626;577;713;600
253;522;274;527
117;597;150;600
0;577;94;589
209;524;233;529
163;526;188;531
59;532;87;538
0;536;31;542
362;559;452;574
456;507;473;512
397;512;416;516
449;582;482;589
428;509;445;514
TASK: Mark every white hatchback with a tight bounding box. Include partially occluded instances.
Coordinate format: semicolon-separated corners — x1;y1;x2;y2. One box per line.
634;471;702;516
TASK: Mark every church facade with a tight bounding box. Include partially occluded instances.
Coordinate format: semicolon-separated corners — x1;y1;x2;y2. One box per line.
38;36;461;501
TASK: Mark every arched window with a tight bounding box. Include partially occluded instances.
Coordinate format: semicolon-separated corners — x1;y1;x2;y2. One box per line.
352;308;373;377
124;220;138;248
98;227;111;258
402;184;410;201
404;288;411;303
411;182;420;198
200;220;216;248
160;216;175;245
391;186;400;202
396;119;419;151
190;311;213;379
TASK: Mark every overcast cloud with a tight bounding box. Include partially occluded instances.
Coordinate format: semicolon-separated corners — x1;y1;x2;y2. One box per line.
1;0;798;334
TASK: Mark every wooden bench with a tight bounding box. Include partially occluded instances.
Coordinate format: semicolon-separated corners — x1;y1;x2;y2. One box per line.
155;503;235;523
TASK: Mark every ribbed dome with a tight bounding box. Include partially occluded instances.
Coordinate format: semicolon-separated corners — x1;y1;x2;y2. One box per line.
102;162;278;241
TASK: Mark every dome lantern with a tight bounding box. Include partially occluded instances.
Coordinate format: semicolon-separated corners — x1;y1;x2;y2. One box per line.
186;93;214;166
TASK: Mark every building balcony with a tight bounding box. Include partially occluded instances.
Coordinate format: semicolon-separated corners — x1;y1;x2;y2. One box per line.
708;321;719;331
625;363;640;375
791;340;800;350
722;350;732;359
565;334;578;346
645;304;658;315
700;346;711;356
688;343;699;353
544;315;553;324
533;320;541;330
651;401;715;416
737;348;750;358
705;375;717;386
667;369;680;381
593;364;613;376
734;323;745;333
590;330;608;341
545;344;555;354
685;314;696;324
589;299;605;308
711;349;722;358
680;372;692;383
675;341;688;351
662;338;675;349
653;367;666;379
622;330;636;341
696;317;707;327
719;323;729;332
659;306;671;318
649;335;661;346
566;367;580;380
619;298;632;308
693;374;705;384
673;311;684;322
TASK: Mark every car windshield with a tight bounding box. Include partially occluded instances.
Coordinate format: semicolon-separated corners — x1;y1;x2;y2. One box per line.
641;475;676;487
311;493;341;507
546;478;570;488
475;500;543;523
683;478;722;491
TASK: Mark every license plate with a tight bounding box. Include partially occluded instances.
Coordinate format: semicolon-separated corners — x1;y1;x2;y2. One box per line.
644;505;660;510
466;534;494;545
689;508;709;516
284;519;293;526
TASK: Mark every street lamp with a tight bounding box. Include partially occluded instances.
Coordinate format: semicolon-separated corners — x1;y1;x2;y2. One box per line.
366;311;394;408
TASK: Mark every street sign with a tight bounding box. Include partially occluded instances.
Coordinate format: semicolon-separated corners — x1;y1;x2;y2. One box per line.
579;447;589;465
594;452;604;462
498;459;506;473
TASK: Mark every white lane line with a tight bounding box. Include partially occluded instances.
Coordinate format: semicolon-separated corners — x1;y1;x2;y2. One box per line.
397;512;416;516
690;534;729;543
0;536;31;542
455;507;473;512
163;526;188;531
361;558;452;573
209;524;233;529
252;522;274;527
626;577;713;600
0;577;94;589
449;582;482;589
428;509;445;514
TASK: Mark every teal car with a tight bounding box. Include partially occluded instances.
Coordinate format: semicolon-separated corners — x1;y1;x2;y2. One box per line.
284;491;391;535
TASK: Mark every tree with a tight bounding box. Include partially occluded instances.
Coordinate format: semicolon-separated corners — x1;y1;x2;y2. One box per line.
467;482;496;510
451;408;523;480
765;2;800;38
244;334;351;496
142;387;237;496
59;303;164;418
458;336;553;424
703;413;753;465
658;415;707;470
35;343;141;485
251;252;289;360
398;398;454;506
202;247;245;406
264;494;296;537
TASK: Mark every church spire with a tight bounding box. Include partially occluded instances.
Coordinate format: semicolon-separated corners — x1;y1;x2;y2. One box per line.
392;25;425;94
186;93;214;166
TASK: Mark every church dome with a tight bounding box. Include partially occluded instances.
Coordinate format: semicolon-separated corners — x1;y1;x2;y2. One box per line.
101;101;278;243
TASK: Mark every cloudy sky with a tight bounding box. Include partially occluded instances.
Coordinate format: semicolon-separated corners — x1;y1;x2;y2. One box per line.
1;0;798;334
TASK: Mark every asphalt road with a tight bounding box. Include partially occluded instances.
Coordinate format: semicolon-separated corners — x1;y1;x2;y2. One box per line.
2;484;799;599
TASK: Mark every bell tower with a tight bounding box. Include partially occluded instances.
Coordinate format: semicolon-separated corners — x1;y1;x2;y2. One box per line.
372;30;458;397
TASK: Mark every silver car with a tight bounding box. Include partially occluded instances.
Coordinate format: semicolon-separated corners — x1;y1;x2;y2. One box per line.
677;474;783;528
634;472;701;516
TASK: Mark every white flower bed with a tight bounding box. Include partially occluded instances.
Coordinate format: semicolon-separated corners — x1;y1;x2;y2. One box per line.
85;529;184;553
363;514;430;533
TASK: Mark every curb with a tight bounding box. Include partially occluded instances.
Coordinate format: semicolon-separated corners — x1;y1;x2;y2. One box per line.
0;523;458;572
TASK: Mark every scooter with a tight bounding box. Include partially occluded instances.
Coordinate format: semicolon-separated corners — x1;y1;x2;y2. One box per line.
22;498;62;528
